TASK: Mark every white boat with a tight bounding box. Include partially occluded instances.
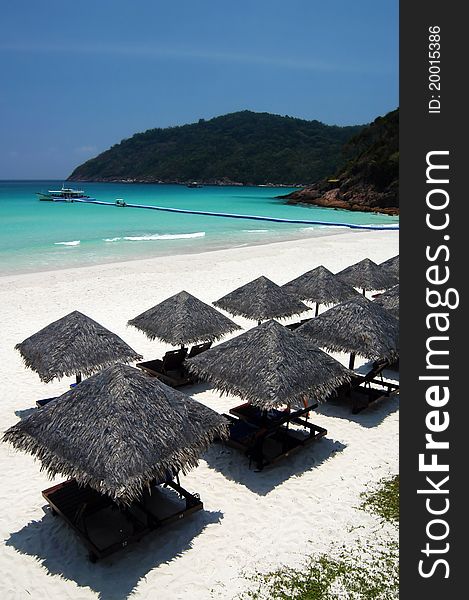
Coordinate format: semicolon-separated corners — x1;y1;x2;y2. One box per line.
36;186;93;202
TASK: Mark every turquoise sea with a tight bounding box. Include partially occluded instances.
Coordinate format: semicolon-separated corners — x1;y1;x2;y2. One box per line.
0;181;399;276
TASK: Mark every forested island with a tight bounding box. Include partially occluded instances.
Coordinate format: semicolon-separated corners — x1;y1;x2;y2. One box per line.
68;108;398;215
68;111;363;186
282;109;399;215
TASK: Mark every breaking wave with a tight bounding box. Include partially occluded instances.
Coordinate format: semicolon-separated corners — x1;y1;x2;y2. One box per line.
104;232;206;242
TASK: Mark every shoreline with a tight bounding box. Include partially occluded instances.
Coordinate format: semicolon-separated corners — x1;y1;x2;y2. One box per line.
284;196;399;216
1;181;399;278
67;179;302;188
1;228;397;282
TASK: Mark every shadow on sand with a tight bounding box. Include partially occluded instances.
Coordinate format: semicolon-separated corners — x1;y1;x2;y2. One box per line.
315;393;399;428
6;504;223;600
203;436;346;496
14;407;37;420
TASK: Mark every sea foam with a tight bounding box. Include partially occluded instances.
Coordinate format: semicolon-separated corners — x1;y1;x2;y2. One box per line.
122;232;206;241
54;240;81;246
302;225;344;231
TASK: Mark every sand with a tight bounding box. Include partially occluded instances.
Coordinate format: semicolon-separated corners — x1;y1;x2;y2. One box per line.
0;229;399;599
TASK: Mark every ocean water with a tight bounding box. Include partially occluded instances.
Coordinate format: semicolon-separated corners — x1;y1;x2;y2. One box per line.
0;181;399;275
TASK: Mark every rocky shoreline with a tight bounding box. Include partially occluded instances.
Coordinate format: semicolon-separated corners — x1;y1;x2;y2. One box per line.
278;109;400;217
280;185;399;216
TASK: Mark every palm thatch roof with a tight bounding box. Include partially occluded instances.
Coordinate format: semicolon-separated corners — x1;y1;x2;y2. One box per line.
213;276;309;322
380;255;399;279
374;284;399;319
3;364;228;505
186;320;351;409
297;296;399;361
128;290;240;346
15;311;142;383
282;266;359;305
336;258;397;292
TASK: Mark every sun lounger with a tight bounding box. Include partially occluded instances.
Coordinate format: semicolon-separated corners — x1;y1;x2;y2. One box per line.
353;360;399;391
36;397;58;408
222;407;327;470
186;341;212;358
137;343;213;388
136;348;191;387
334;359;399;413
342;381;389;414
285;318;311;331
42;477;203;562
229;401;319;427
35;382;80;409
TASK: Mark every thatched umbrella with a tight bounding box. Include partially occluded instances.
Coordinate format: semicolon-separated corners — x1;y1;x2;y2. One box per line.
15;311;142;384
282;266;359;316
297;296;399;369
3;364;228;505
186;320;351;409
128;290;240;348
336;258;397;294
380;255;399;279
374;284;399;319
214;276;309;325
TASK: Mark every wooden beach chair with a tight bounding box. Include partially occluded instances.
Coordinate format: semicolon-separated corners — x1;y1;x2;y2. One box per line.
36;397;58;408
186;341;212;359
229;401;319;427
35;383;80;409
137;343;213;388
222;405;327;470
42;477;203;562
334;359;399;413
136;348;191;387
285;318;312;331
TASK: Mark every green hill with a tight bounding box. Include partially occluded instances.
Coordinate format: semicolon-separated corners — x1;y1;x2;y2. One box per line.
283;109;399;214
68;111;364;186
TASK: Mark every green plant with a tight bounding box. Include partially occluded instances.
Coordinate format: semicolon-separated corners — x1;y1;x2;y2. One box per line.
238;475;400;599
241;540;398;599
360;475;399;524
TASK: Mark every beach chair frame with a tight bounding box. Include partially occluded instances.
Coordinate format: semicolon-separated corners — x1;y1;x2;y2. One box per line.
136;348;191;387
335;358;400;413
222;403;326;470
42;477;203;562
285;317;312;331
136;343;212;387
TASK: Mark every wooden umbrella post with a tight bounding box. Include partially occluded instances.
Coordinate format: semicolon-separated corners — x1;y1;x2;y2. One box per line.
302;396;308;409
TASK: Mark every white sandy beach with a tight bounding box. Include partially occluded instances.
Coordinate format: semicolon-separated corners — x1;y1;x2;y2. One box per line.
0;229;399;600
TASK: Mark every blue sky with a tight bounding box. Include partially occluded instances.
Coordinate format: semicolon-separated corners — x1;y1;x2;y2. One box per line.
0;0;398;179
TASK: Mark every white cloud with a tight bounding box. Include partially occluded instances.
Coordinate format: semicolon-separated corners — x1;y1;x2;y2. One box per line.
0;41;384;74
